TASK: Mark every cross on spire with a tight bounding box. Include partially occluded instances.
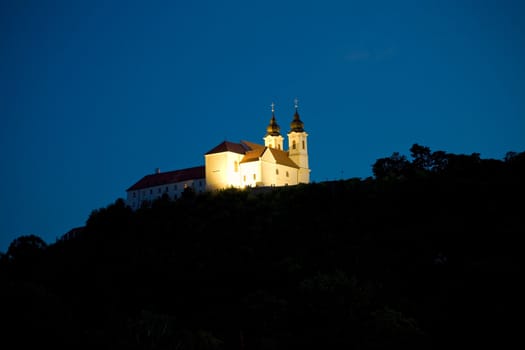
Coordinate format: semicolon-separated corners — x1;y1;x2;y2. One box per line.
271;102;275;113
294;98;299;109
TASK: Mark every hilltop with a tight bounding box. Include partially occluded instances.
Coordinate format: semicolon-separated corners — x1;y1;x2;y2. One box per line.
1;145;524;350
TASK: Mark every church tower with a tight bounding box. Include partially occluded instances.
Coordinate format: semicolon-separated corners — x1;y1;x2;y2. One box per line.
287;99;310;183
263;102;284;150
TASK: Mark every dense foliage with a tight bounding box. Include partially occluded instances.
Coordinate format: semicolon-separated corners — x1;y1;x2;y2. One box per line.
1;145;523;349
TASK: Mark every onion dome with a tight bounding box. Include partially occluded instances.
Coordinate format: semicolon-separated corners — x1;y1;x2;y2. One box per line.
266;103;281;136
290;99;304;132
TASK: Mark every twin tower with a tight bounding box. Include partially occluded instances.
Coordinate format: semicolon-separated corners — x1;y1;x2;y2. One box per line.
126;101;311;209
204;101;310;190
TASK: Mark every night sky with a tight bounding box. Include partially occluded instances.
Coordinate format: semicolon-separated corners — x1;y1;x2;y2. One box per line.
1;0;524;251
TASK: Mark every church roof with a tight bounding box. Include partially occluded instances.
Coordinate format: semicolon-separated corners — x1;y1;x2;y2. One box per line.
126;166;205;191
265;148;300;168
240;148;265;163
240;140;265;150
205;139;299;167
239;145;299;168
204;141;248;155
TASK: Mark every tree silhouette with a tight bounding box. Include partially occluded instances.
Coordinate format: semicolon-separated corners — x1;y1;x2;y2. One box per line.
372;152;411;179
6;234;47;262
1;146;523;349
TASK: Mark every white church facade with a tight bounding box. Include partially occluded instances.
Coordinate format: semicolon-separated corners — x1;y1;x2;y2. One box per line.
125;102;310;210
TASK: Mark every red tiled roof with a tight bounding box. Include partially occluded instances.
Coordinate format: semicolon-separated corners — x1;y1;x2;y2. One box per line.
126;166;205;191
240;148;265;163
205;141;249;155
240;140;265;150
206;140;298;168
268;148;299;168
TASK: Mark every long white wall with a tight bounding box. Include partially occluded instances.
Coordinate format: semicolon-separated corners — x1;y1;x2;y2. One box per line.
126;178;206;210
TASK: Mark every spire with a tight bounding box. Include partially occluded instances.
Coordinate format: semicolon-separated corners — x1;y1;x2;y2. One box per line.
266;102;281;136
290;98;305;132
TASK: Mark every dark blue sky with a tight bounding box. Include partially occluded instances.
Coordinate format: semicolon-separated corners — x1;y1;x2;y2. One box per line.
1;0;524;251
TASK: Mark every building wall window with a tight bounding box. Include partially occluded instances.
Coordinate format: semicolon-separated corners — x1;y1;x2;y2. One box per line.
234;161;239;172
253;174;256;180
292;140;296;150
286;171;289;177
302;140;305;149
276;169;279;175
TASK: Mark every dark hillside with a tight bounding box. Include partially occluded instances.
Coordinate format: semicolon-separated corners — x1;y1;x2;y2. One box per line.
1;147;523;350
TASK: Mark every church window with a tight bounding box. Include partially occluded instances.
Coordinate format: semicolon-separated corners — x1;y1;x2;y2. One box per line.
292;140;297;150
243;175;246;182
253;174;256;180
276;169;279;175
286;171;289;177
234;161;239;172
302;140;305;149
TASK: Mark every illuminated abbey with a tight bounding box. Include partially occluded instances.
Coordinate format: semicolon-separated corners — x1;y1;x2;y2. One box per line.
126;101;310;209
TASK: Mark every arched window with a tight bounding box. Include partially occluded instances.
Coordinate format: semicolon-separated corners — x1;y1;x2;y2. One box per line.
302;140;305;149
234;161;239;172
292;140;297;150
276;169;279;175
